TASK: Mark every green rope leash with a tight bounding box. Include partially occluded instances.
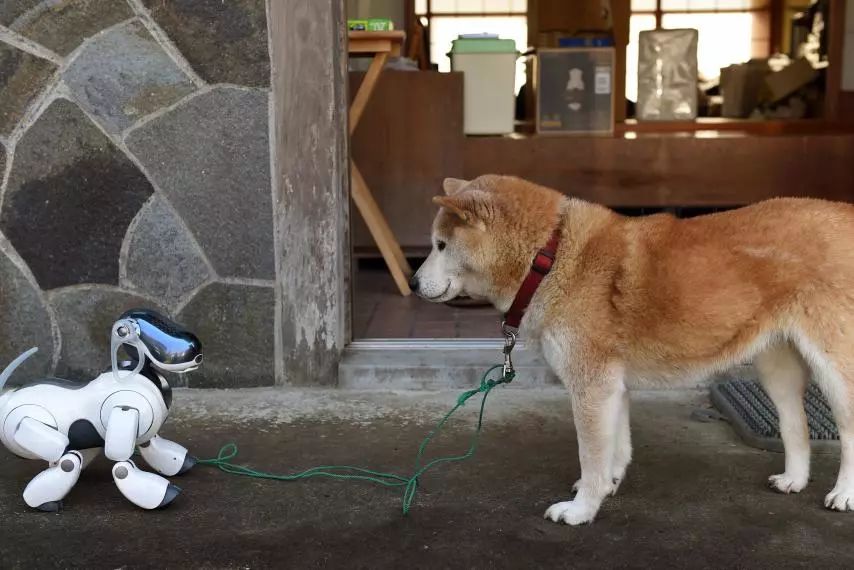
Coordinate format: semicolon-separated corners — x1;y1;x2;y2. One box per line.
197;364;515;515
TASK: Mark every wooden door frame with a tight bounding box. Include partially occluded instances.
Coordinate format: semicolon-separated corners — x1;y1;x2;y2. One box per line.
269;0;352;386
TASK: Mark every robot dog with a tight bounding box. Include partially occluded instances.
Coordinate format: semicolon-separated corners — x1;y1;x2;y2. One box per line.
0;309;202;511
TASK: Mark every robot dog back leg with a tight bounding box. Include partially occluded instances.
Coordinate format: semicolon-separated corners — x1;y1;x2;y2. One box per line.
23;451;83;511
11;417;83;511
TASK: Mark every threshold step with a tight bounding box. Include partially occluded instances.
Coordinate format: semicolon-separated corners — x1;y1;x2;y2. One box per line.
338;339;559;390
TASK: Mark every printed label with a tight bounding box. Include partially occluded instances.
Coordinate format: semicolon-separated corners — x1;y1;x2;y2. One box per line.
595;67;611;95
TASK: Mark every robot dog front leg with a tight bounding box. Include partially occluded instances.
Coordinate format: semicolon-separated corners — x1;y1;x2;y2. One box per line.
13;417;83;511
139;435;197;477
104;407;181;509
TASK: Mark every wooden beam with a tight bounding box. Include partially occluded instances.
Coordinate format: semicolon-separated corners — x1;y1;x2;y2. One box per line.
270;0;350;386
613;0;630;122
826;0;846;122
768;0;784;55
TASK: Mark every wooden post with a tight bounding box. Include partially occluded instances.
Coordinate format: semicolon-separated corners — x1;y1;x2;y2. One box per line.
269;0;351;385
825;0;847;123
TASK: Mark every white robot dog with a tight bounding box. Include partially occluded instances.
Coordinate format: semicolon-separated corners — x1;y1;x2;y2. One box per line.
0;309;203;511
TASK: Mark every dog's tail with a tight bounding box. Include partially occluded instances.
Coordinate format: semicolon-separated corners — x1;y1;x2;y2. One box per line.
0;347;38;391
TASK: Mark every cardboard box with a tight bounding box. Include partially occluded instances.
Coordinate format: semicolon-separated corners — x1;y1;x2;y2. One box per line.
720;60;770;118
763;57;818;103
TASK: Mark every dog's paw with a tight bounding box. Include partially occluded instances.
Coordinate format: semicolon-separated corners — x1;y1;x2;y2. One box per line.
544;500;597;526
768;473;808;494
571;479;580;494
824;486;854;511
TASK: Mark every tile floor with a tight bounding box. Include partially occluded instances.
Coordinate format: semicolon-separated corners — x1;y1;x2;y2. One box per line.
353;267;501;339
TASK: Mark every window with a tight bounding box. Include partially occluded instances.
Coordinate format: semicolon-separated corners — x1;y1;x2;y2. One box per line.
415;0;528;93
627;0;772;102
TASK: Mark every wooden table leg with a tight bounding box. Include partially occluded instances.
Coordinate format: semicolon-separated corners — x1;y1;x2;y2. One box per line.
348;50;412;296
350;51;388;135
351;161;412;296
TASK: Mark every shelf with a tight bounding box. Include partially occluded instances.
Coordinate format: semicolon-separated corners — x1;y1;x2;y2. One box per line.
617;118;853;136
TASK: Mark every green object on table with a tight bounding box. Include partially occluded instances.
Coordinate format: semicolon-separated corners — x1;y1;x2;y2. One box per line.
450;37;518;54
198;364;514;515
348;18;394;32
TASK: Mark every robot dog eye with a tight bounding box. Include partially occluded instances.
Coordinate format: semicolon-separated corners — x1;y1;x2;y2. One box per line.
119;309;202;370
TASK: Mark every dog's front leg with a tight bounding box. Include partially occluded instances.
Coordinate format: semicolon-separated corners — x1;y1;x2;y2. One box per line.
545;363;626;526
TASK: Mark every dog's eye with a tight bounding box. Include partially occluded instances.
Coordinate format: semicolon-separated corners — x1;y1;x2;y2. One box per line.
436;240;446;252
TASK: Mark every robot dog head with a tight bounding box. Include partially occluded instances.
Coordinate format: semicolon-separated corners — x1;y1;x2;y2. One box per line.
113;309;203;375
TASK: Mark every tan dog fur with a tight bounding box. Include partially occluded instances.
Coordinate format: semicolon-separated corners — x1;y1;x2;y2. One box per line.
412;174;854;525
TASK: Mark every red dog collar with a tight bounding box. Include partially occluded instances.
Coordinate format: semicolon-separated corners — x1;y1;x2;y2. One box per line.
503;226;562;332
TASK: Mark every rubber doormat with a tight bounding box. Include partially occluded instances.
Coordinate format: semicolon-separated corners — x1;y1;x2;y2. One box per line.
710;379;838;452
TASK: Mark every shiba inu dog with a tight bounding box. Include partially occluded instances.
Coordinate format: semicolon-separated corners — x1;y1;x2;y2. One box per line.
410;174;854;526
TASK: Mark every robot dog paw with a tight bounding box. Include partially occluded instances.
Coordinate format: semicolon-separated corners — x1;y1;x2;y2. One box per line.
35;500;63;512
158;483;182;509
177;455;197;476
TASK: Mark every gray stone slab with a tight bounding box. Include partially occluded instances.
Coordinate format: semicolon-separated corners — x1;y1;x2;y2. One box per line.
62;20;197;134
126;87;273;280
142;0;269;87
0;236;55;386
0;42;56;136
50;285;164;380
0;0;133;56
177;282;274;388
0;99;153;289
123;196;212;310
0;0;40;25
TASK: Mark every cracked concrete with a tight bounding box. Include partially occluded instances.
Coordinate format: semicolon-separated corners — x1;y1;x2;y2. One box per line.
0;388;851;569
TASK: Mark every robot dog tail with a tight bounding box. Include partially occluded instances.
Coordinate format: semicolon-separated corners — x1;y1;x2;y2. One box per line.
0;347;38;391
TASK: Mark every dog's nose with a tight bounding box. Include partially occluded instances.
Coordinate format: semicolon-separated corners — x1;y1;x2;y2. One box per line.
408;274;419;292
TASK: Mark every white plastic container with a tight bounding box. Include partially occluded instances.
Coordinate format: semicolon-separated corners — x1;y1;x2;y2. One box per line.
450;37;518;135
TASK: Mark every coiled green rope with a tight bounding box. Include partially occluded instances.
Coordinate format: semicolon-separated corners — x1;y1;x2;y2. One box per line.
197;364;515;514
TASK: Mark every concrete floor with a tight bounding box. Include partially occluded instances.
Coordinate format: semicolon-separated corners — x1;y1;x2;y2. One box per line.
1;387;852;569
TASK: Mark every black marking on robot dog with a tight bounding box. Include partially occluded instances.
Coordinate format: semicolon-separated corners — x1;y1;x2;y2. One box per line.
711;379;839;452
111;359;173;410
67;419;104;450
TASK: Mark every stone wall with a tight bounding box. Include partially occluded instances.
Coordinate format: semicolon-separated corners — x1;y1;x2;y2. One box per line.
0;0;274;388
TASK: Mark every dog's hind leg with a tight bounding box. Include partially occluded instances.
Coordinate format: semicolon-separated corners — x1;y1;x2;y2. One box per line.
795;332;854;511
790;321;854;511
754;341;811;494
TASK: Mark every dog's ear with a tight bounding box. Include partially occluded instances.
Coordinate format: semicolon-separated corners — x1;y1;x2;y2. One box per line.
432;191;492;230
442;177;469;196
